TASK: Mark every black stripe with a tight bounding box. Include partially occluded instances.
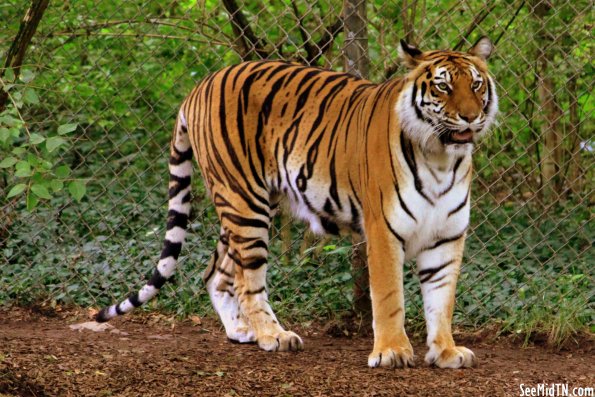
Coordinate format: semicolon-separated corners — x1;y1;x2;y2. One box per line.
395;182;417;222
410;77;434;124
423;231;466;252
430;281;450;291
400;134;434;205
115;304;125;315
168;174;191;198
448;189;470;217
202;250;218;284
217;265;233;278
231;253;267;270
321;216;340;235
95;308;110;322
231;61;252;90
148;268;168;289
170;147;193;165
245;286;266;295
245;239;268;251
128;292;142;307
328;155;343;210
167;209;188;230
230;234;261;244
221;212;268;229
160;240;182;259
438;157;463;197
349;197;362;234
419;259;455;283
380;191;405;245
483;78;492;112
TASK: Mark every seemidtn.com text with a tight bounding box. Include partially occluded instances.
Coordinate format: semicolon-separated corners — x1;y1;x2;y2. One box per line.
519;383;594;397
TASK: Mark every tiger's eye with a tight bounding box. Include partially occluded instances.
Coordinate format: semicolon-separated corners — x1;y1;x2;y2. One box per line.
472;81;482;90
436;82;449;91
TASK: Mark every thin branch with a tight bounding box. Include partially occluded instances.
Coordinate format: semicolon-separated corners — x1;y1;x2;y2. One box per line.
52;18;217;35
494;0;526;46
49;18;227;43
0;75;40;156
221;0;269;60
291;0;317;63
0;0;49;112
313;17;343;64
290;1;343;65
47;31;225;46
453;3;497;51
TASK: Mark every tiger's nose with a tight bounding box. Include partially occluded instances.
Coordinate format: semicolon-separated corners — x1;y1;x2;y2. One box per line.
459;112;480;123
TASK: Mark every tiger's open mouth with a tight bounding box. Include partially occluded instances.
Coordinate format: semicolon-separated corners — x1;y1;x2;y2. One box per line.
441;129;475;144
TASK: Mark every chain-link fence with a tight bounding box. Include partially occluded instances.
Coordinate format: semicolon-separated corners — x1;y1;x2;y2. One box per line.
1;1;592;341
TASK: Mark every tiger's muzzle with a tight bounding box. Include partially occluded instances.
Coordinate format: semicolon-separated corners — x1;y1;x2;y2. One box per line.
440;128;475;145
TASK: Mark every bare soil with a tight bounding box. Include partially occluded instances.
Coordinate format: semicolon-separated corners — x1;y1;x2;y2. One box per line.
0;307;592;397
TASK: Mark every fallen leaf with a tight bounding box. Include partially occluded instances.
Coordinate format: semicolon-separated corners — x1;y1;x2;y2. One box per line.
69;321;116;333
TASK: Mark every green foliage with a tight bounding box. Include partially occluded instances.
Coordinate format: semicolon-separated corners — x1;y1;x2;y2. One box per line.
0;69;86;208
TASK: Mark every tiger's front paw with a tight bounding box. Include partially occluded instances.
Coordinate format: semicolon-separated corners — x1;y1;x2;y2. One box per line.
425;345;477;368
368;346;415;368
257;330;303;352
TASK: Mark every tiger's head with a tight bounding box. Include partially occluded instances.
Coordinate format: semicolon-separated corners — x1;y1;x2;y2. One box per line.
396;37;498;155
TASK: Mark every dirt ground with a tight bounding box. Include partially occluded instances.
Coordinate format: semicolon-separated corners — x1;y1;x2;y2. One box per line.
0;307;592;397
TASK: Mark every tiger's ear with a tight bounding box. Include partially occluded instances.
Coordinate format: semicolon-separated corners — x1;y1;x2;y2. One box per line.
468;36;493;61
398;39;423;69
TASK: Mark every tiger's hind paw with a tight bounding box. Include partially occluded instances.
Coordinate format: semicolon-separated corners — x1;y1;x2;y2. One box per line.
425;345;477;368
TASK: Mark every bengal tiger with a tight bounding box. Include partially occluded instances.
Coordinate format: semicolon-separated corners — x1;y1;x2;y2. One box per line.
96;37;498;369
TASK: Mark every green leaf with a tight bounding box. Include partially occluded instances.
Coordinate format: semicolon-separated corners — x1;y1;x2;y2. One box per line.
26;192;38;210
19;69;35;83
6;183;26;198
68;180;86;202
0;156;18;168
29;133;45;145
4;67;15;82
12;147;26;156
54;165;71;178
31;183;52;199
46;136;67;152
50;179;64;192
0;114;21;127
23;88;39;105
14;160;32;177
0;127;9;143
57;123;77;135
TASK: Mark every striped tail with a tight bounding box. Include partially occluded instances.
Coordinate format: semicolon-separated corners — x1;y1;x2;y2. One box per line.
96;110;192;322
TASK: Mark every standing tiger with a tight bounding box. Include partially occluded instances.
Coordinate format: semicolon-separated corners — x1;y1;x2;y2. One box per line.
96;37;498;369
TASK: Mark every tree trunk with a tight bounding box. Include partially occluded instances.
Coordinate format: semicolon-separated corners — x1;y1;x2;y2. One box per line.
343;0;370;317
343;0;369;79
0;0;49;112
532;1;563;199
566;75;583;197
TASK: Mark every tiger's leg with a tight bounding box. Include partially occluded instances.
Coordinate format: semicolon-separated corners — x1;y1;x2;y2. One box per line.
203;229;255;343
226;219;303;352
417;235;476;368
366;223;414;368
